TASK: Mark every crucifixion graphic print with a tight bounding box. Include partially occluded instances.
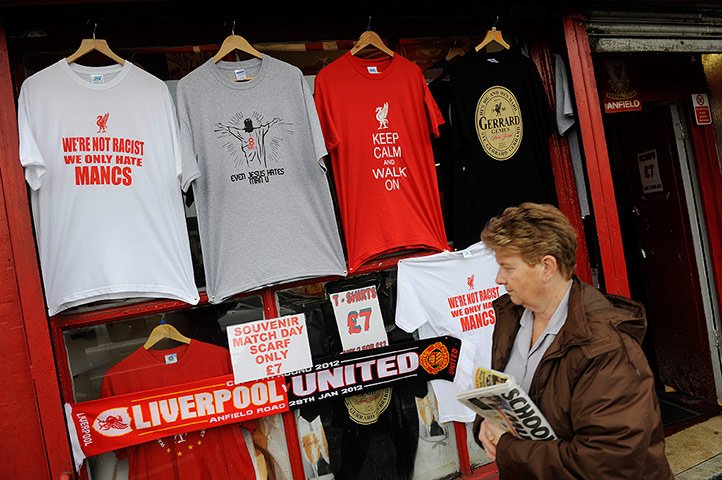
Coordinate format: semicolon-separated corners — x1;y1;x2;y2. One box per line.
215;112;293;169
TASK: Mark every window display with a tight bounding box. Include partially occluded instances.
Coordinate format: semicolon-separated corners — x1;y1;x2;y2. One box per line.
62;278;464;480
276;272;463;480
13;33;556;480
61;298;292;479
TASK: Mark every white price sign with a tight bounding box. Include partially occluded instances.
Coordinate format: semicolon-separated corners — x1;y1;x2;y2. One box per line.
330;285;388;353
227;313;312;384
638;149;663;194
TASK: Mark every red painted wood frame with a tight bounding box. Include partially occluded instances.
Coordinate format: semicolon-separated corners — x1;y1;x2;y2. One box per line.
0;21;74;479
529;38;593;285
563;14;631;297
262;288;306;480
1;20;613;479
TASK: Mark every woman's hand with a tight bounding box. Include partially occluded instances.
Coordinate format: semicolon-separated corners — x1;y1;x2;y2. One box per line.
478;420;506;462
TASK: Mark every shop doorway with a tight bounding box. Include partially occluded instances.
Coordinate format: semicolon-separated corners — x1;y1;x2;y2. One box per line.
608;102;721;403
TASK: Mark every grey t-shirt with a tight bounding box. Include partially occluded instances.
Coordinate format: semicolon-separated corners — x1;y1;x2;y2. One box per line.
176;56;346;303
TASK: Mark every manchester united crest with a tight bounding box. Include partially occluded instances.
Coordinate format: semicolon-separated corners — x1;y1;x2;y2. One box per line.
419;342;450;375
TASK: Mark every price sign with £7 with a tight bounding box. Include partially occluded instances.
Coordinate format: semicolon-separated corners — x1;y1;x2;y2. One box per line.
330;286;389;353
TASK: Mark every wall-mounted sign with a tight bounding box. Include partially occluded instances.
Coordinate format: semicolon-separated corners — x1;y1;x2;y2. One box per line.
227;314;312;383
692;93;712;125
602;57;642;114
638;149;663;194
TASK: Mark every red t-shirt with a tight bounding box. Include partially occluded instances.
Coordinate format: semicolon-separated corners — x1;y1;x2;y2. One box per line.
100;340;256;480
314;52;448;272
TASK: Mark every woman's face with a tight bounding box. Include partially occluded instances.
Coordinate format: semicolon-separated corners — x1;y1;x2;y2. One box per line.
493;249;545;310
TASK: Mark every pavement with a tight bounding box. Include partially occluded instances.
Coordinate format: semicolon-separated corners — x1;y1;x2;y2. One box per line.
667;414;722;480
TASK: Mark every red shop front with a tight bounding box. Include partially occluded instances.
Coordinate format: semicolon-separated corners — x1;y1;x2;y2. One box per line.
1;2;721;480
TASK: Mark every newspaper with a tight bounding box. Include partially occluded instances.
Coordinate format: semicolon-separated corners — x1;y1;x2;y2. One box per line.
456;367;556;441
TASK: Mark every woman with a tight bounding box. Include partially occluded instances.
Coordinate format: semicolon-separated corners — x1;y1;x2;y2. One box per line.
474;203;672;479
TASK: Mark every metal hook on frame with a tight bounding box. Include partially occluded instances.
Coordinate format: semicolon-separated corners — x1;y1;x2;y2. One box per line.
85;19;98;39
492;15;500;31
223;20;236;36
366;15;372;31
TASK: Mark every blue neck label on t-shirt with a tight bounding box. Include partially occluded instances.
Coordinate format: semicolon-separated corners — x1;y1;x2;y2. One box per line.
367;66;379;74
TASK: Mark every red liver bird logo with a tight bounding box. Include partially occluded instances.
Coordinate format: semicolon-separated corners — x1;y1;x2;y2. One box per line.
467;274;475;291
96;415;128;431
96;112;109;133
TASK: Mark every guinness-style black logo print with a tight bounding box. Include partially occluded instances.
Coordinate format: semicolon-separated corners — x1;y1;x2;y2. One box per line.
474;86;523;161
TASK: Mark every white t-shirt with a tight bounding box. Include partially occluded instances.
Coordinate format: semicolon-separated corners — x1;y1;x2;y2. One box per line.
395;242;506;423
17;60;199;315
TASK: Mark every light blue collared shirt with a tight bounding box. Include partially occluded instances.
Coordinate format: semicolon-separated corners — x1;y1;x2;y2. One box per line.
503;282;573;393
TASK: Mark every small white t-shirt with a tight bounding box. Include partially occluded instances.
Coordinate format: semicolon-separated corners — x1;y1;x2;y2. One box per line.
17;60;199;315
395;242;506;423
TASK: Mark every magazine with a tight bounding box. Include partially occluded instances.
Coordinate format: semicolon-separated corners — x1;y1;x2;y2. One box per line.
456;367;556;441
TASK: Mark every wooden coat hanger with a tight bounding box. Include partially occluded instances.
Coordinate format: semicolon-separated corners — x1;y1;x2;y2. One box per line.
426;43;465;90
213;21;263;63
445;42;466;61
144;319;191;350
350;16;394;57
66;22;125;65
475;17;511;53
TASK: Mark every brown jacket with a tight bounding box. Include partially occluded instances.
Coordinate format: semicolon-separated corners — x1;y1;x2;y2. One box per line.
474;278;672;479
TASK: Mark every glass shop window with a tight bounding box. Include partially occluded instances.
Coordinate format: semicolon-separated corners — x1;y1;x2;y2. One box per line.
275;271;462;480
63;296;292;480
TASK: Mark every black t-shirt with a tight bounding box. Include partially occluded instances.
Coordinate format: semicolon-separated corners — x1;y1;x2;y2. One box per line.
449;46;557;249
429;79;454;239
